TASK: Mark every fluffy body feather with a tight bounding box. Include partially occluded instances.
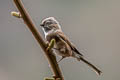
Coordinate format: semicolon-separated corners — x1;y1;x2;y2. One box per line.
40;17;102;75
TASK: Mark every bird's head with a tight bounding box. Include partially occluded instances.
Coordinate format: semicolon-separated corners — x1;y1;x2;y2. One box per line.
40;17;61;33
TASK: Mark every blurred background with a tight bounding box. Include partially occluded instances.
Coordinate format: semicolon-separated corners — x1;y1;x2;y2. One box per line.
0;0;120;80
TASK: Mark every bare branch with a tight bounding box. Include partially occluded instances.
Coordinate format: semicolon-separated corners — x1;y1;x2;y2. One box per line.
12;0;64;80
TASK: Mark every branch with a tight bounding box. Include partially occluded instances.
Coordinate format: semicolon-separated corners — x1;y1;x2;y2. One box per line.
12;0;64;80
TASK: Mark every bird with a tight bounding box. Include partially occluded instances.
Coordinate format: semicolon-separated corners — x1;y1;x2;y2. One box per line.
40;17;102;75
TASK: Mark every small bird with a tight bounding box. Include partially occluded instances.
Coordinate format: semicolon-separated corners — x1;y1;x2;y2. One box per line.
40;17;102;75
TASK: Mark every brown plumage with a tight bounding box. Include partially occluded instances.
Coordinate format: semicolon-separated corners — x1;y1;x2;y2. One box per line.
40;17;102;75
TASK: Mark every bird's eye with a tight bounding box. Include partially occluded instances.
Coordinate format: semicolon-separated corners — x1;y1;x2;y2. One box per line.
46;21;52;25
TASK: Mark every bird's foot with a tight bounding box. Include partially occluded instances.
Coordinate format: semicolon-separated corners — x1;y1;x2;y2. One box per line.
57;56;65;63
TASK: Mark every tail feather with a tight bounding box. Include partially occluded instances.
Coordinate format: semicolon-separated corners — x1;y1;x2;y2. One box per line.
80;57;102;75
73;52;102;75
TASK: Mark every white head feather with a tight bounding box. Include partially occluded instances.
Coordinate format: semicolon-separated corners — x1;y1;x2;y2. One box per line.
41;17;61;29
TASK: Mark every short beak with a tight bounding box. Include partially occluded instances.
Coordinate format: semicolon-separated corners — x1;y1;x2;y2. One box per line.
40;23;44;27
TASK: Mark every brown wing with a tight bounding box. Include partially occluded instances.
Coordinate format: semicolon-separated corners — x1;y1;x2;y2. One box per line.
56;30;83;56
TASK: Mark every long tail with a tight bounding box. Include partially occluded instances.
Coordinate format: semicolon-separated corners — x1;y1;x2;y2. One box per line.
79;57;102;75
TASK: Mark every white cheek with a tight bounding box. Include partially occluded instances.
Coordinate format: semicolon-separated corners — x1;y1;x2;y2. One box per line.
42;28;47;37
42;27;44;31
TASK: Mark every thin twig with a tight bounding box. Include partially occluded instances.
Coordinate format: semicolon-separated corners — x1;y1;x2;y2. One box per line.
13;0;64;80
